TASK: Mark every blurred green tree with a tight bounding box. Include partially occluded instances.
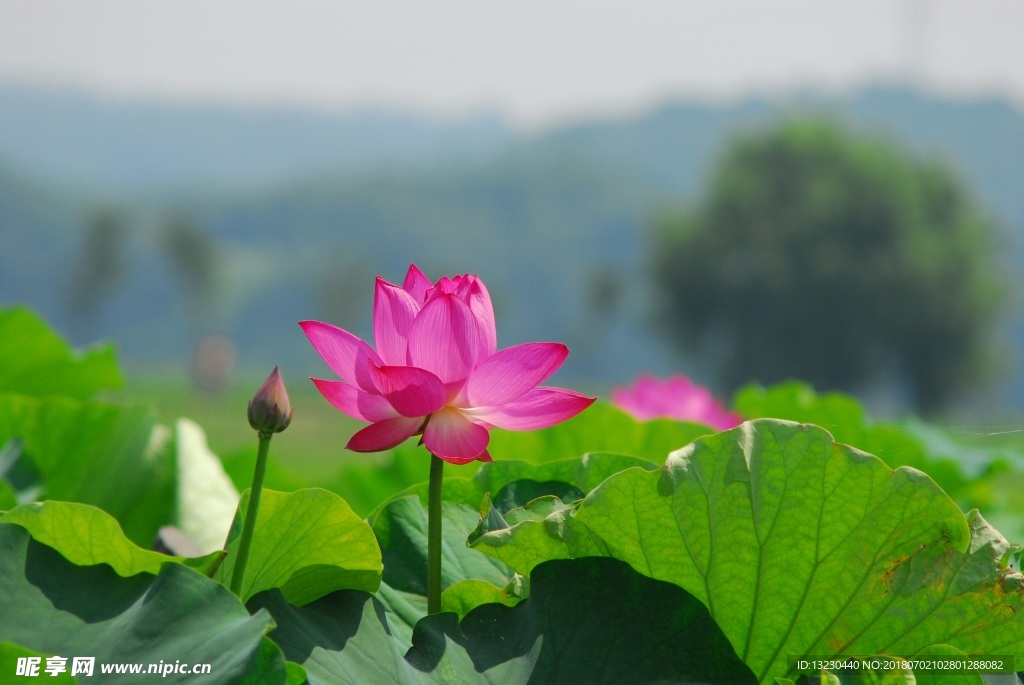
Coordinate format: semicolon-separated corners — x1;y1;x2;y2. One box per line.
651;120;1003;412
67;207;128;335
160;212;219;327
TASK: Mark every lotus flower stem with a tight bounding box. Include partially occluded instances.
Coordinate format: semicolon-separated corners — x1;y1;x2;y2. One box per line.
230;432;272;597
231;367;293;598
427;451;444;614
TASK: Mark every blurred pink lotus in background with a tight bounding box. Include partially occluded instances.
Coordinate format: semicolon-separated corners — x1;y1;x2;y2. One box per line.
302;264;594;464
611;374;742;430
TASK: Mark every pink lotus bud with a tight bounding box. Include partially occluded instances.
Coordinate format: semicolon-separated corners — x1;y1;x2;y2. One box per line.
248;366;293;434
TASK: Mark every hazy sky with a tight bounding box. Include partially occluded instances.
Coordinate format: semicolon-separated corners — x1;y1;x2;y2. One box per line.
1;0;1021;128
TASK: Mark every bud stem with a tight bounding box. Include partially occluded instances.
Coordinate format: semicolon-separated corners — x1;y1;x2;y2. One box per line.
427;451;444;614
230;432;273;598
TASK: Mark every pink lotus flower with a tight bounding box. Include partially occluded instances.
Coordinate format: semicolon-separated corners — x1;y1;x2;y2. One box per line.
611;374;742;431
301;265;595;464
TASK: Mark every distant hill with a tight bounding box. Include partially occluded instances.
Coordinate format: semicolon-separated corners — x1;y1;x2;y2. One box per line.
2;85;1023;410
533;88;1024;227
0;84;509;194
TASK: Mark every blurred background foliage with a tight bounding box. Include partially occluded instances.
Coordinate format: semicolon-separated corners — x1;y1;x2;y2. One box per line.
1;85;1023;420
652;119;1004;413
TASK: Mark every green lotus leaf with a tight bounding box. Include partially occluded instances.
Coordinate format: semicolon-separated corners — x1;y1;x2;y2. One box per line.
285;660;309;685
471;420;1024;684
371;452;658;518
440;579;519;619
373;496;512;596
0;477;15;511
734;381;967;496
216;487;382;605
251;556;757;684
371;495;513;650
0;500;219;577
467;451;658;500
0;307;121;400
373;580;427;653
0;394;175;545
0;523;285;684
